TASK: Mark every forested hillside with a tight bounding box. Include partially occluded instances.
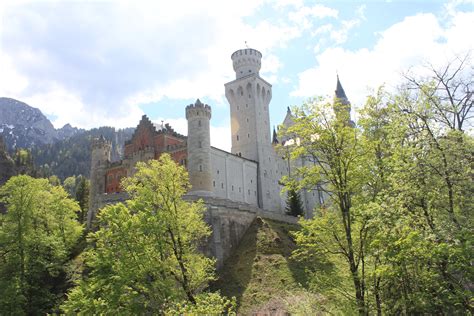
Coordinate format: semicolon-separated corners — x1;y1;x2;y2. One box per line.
31;127;134;180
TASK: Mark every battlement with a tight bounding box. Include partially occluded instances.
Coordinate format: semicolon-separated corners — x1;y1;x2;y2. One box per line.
185;99;212;119
231;48;262;79
91;135;112;150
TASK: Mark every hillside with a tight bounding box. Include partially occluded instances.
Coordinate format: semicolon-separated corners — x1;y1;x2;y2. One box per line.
31;126;134;180
0;97;82;150
212;217;329;315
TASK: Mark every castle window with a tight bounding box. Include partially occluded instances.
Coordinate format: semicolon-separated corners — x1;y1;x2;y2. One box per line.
213;181;216;187
198;120;201;127
248;133;250;138
221;183;224;188
217;169;219;174
241;90;243;96
250;180;253;183
247;118;249;122
199;141;202;148
239;187;241;193
236;135;239;141
246;104;248;107
248;189;250;195
232;185;234;191
249;94;251;98
199;165;202;172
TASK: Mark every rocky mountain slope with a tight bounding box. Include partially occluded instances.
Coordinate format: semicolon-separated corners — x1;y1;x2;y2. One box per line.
0;97;82;151
0;97;134;180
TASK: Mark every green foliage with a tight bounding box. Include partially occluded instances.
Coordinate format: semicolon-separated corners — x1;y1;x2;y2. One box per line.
31;127;133;180
284;81;473;314
61;154;224;314
213;217;327;314
74;176;89;225
285;188;304;217
0;175;83;314
165;292;236;315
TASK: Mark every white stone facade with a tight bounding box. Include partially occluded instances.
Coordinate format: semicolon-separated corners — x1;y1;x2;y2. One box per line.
185;48;321;215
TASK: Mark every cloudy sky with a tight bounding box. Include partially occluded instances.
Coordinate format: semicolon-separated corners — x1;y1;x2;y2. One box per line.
0;0;472;150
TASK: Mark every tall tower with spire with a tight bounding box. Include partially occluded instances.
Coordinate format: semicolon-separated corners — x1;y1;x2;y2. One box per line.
224;48;281;211
334;75;353;125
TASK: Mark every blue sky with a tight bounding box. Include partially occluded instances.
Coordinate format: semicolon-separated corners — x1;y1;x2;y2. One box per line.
0;0;472;150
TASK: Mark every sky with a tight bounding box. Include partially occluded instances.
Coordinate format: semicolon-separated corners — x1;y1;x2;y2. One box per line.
0;0;473;151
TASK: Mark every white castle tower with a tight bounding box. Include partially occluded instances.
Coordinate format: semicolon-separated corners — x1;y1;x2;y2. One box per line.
225;48;282;211
186;99;213;196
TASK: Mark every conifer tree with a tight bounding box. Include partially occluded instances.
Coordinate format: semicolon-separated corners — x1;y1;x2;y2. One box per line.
285;188;304;217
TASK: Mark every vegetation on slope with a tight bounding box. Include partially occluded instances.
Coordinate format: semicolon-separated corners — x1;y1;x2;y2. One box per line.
212;217;335;315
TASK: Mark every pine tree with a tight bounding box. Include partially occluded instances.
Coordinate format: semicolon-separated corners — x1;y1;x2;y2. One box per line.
285;188;304;217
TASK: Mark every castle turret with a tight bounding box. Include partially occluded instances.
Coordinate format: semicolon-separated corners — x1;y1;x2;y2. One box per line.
232;48;262;79
225;48;281;211
87;135;111;229
186;99;213;196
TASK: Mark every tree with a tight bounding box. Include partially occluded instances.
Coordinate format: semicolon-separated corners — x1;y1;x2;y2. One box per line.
284;99;369;314
63;176;77;199
61;154;233;314
403;53;473;132
74;175;89;225
285;85;473;314
0;175;83;314
285;188;304;217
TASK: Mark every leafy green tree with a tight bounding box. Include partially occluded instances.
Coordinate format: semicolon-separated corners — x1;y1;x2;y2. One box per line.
74;175;89;225
62;154;232;314
0;175;83;314
286;80;473;314
63;176;77;199
285;188;304;217
285;99;369;314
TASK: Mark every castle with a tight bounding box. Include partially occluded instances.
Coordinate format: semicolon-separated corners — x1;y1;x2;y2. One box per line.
87;48;351;265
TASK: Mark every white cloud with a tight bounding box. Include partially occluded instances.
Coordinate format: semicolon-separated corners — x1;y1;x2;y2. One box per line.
329;4;365;45
0;0;302;129
292;10;474;111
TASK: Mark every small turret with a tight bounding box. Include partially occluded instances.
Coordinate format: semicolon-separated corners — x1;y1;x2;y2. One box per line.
231;48;262;79
87;135;112;229
185;99;213;196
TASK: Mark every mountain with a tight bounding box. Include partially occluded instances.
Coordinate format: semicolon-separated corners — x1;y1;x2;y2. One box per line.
0;97;82;151
0;97;135;180
32;127;134;180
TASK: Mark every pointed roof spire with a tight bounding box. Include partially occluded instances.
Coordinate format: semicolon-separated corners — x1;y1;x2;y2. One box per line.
195;98;203;106
335;74;348;100
287;106;291;114
272;126;279;145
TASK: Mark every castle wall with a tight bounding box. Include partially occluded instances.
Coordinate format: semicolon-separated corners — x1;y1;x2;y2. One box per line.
105;165;127;193
210;147;258;206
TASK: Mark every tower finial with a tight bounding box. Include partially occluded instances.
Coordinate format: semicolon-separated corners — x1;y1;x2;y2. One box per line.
245;41;249;48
